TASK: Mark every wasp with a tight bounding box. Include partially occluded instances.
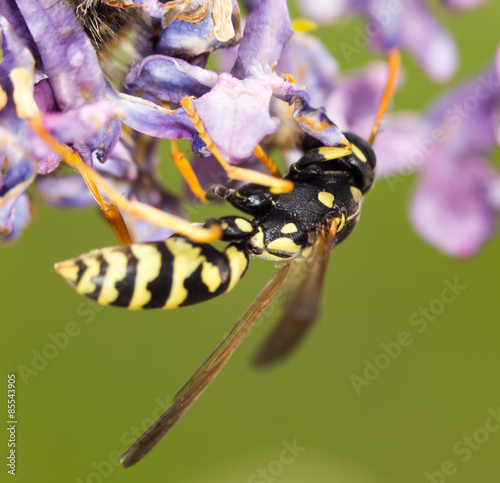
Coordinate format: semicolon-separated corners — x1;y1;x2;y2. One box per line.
55;46;400;466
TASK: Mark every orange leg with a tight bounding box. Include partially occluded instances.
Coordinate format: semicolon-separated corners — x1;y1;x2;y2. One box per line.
180;96;293;193
31;117;221;244
253;144;282;178
170;140;207;203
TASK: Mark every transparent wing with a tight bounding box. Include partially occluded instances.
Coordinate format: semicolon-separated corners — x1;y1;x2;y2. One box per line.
253;219;339;366
120;260;293;468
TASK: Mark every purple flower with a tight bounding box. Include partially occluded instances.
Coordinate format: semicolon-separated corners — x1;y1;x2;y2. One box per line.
294;0;486;82
0;0;203;241
126;0;343;167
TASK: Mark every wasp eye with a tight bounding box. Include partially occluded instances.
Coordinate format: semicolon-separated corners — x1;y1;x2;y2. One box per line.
343;132;376;169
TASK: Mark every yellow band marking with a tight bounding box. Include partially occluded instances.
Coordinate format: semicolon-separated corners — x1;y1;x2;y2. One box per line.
225;246;248;293
318;191;334;208
76;257;101;295
98;250;128;306
128;245;162;309
164;238;204;308
201;261;223;293
54;261;80;284
280;222;298;234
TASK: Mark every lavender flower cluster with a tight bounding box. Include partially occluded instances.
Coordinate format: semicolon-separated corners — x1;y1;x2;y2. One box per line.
1;0;498;257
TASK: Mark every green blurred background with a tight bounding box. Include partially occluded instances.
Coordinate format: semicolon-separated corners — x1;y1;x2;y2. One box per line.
3;2;500;482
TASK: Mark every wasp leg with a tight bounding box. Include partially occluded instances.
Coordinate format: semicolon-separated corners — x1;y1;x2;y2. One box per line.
31;117;220;244
253;144;282;178
31;117;132;245
170;139;207;203
55;236;249;309
180;96;293;194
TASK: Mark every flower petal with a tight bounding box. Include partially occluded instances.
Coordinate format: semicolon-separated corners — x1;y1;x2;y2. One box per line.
410;153;498;257
193;74;280;162
124;55;217;102
156;0;241;59
15;0;106;109
231;0;293;79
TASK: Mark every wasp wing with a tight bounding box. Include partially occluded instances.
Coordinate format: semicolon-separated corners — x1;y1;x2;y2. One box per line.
120;259;293;468
253;219;339;366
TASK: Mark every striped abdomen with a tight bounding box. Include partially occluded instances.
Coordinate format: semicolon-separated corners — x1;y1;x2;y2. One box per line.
55;236;249;310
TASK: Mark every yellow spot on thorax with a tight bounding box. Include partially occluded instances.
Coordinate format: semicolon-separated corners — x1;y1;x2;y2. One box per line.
234;217;253;233
350;186;363;204
250;227;265;249
267;237;302;254
281;223;298;234
318;191;334;208
351;144;367;163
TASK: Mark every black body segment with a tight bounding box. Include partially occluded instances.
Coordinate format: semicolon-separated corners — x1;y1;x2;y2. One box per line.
55;133;376;309
55;237;249;309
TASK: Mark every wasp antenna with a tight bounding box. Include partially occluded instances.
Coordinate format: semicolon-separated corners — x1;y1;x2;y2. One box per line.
368;48;401;145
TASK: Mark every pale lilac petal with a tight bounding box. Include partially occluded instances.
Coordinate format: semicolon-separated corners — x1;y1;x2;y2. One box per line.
292;97;344;147
1;193;33;242
294;0;348;24
231;0;293;79
406;11;457;83
0;144;36;237
326;62;392;138
33;78;57;113
373;113;427;178
124;55;217;102
440;0;486;11
15;0;106;109
277;33;338;107
97;140;138;181
114;91;196;140
426;67;500;156
36;151;61;175
36;175;95;208
193;74;279;162
0;3;36;56
41;100;120;148
0;16;35;93
410;154;498;257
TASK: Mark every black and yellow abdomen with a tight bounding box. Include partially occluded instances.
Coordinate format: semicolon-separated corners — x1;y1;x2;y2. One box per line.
55;236;249;310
